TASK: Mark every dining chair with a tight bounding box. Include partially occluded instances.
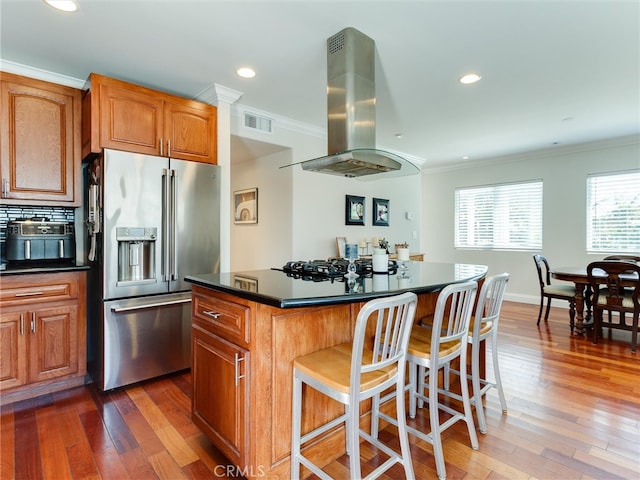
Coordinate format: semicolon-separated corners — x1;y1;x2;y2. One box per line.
533;254;577;332
371;280;478;480
603;255;640;264
441;273;510;434
587;261;640;352
291;292;418;480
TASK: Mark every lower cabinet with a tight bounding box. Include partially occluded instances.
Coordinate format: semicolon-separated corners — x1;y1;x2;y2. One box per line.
191;325;249;468
0;271;87;404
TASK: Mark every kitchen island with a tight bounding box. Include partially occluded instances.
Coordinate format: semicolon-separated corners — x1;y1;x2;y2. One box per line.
185;261;487;478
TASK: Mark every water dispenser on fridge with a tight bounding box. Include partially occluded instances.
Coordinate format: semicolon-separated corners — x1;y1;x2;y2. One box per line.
116;227;157;285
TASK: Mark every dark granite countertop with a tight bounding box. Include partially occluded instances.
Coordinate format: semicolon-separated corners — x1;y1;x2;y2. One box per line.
185;262;488;309
0;263;91;275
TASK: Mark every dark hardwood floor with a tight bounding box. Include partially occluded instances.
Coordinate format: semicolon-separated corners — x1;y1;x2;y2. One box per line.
2;301;639;479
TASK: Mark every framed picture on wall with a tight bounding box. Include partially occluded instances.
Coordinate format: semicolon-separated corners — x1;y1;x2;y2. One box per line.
234;188;258;224
345;195;365;225
372;198;389;226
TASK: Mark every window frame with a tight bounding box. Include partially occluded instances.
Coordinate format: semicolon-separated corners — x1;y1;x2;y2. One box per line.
586;169;640;254
454;179;543;251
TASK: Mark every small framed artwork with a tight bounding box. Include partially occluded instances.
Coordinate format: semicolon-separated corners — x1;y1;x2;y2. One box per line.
234;188;258;224
233;274;258;292
372;198;390;226
336;236;347;257
345;195;365;226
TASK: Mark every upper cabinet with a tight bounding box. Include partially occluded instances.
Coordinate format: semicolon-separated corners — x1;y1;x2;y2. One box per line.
83;73;217;164
0;72;82;206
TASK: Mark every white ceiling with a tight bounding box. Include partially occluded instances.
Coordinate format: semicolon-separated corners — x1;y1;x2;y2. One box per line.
1;0;638;169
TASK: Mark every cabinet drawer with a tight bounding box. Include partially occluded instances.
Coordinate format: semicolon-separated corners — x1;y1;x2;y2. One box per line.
192;290;250;345
0;272;81;307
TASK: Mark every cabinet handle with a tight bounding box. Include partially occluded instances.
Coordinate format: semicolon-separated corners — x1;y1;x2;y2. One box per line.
235;353;245;386
14;291;44;297
111;298;190;313
160;137;164;156
30;312;36;333
167;139;171;157
2;179;7;197
20;314;24;336
203;310;222;319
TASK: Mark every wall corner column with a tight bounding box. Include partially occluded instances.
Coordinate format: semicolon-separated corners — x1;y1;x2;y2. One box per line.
197;83;243;273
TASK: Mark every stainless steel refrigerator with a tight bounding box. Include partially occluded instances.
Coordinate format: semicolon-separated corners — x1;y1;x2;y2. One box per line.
85;148;220;390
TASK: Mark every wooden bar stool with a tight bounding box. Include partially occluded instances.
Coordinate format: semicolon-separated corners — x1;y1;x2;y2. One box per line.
291;292;418;480
371;280;478;480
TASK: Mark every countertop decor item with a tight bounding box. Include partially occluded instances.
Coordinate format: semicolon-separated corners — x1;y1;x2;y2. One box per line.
344;243;360;278
396;245;410;276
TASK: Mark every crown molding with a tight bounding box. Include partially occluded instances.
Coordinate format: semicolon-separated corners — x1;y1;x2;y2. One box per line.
195;83;243;105
231;103;326;139
422;134;640;174
0;59;85;88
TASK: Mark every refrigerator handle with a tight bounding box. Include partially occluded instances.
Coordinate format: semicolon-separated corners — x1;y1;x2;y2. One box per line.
162;168;171;282
170;168;178;281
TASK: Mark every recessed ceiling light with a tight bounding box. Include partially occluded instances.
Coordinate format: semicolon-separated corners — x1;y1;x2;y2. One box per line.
394;133;404;139
237;67;256;79
459;73;481;85
43;0;77;12
462;156;470;160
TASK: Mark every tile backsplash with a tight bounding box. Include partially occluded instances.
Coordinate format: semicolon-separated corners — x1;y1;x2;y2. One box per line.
0;205;75;259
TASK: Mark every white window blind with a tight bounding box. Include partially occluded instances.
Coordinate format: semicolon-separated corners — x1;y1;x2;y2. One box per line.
586;170;640;253
455;180;543;250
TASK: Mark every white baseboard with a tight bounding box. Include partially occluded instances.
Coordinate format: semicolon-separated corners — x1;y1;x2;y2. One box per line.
504;292;571;309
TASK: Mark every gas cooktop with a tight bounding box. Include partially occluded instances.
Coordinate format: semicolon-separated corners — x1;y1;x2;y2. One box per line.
276;258;397;281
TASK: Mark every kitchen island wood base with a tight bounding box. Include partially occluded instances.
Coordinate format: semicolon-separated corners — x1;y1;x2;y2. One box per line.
190;283;483;478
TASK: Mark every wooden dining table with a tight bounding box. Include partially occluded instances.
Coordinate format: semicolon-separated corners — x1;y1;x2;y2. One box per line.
550;267;593;334
551;265;640;334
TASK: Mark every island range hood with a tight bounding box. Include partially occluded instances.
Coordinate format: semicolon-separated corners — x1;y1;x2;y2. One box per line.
297;27;419;179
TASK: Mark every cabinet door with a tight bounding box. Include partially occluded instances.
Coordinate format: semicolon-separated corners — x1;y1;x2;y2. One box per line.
165;100;217;164
0;75;80;205
98;83;163;156
0;311;28;391
29;305;79;383
192;326;248;467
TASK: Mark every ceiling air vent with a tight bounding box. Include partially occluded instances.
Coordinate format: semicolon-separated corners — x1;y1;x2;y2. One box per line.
244;112;272;133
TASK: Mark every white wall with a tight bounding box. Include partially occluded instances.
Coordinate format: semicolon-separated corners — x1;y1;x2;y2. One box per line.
421;136;640;304
229;108;423;270
231;149;293;271
290;169;422;261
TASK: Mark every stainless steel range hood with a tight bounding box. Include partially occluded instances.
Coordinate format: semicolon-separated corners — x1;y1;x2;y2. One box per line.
297;27;419;179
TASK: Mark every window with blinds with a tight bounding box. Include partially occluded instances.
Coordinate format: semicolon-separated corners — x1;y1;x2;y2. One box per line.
586;170;640;253
455;180;543;250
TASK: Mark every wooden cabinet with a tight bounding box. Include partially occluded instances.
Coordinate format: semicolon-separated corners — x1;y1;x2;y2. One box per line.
0;311;27;390
0;72;82;205
83;73;217;164
192;327;249;467
0;271;87;405
191;287;251;467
